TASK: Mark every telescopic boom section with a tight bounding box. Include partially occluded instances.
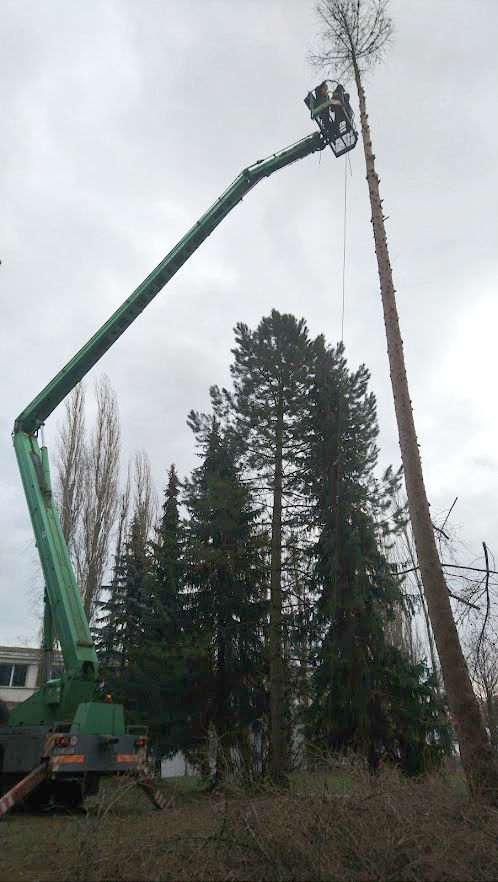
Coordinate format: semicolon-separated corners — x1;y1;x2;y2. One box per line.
12;430;97;686
15;131;325;436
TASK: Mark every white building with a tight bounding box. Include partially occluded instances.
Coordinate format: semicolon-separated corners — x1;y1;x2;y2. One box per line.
161;753;198;778
0;646;62;710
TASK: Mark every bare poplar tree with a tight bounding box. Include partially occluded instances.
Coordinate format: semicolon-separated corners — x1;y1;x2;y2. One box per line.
311;0;497;801
76;375;120;621
132;448;158;546
468;626;498;753
113;461;132;571
55;383;86;553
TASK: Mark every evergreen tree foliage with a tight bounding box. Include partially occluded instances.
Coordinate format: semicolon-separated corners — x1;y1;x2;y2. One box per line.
92;312;450;779
226;310;314;781
305;337;450;771
183;413;268;777
152;465;183;642
134;465;193;757
94;510;151;715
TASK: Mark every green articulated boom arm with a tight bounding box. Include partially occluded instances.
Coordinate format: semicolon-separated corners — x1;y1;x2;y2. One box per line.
14;132;327;437
11;115;353;728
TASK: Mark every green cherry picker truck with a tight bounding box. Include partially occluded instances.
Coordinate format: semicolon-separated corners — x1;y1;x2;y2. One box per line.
0;84;357;815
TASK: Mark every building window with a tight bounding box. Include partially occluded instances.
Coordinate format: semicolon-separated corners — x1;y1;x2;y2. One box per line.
0;663;29;687
12;665;28;687
0;663;11;686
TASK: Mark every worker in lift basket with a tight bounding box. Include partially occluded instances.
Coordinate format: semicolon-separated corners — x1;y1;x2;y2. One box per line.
314;81;331;126
331;84;350;127
332;83;345;102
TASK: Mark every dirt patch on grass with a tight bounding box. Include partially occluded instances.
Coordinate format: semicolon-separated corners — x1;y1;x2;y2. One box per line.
1;763;497;881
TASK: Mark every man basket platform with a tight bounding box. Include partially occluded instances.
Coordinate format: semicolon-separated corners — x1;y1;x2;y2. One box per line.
304;80;358;157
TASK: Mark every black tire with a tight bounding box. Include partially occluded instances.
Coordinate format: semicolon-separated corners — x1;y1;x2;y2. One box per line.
24;780;53;811
84;773;100;797
0;773;19;798
54;780;84;810
0;700;9;724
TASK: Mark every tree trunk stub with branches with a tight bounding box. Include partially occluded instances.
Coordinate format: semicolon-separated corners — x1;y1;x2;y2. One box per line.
311;0;497;802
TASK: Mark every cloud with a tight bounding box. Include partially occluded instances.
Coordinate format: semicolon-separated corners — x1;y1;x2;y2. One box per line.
1;0;497;644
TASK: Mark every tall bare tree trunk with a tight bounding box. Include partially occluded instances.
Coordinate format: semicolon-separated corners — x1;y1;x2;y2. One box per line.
353;58;497;801
214;627;227;782
270;394;287;783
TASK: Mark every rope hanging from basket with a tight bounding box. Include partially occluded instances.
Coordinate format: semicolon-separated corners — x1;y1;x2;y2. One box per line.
334;154;350;553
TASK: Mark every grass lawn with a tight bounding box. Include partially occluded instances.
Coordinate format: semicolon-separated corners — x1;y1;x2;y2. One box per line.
1;763;495;881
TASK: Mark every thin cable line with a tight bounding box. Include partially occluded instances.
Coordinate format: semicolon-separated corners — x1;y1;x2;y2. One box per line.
335;155;349;553
340;154;348;342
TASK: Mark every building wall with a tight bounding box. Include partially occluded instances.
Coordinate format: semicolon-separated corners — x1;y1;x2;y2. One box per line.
161;752;199;778
0;646;61;710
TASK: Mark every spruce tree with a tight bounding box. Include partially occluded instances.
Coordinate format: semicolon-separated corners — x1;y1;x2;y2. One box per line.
227;310;314;783
95;511;151;716
137;465;192;757
305;338;449;771
183;414;268;779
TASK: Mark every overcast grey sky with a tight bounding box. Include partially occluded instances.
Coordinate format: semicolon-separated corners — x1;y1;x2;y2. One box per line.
1;0;497;646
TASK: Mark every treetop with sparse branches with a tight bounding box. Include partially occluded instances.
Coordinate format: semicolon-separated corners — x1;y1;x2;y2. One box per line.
309;0;393;81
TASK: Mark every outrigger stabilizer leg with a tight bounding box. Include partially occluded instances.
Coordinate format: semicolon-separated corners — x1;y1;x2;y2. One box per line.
0;764;169;818
0;762;49;818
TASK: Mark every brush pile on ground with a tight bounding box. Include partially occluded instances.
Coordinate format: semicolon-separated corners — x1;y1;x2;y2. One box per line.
3;759;497;881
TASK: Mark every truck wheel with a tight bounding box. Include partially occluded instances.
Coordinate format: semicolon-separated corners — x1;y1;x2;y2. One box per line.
84;773;100;797
24;780;53;811
55;781;84;810
0;773;18;798
0;700;9;724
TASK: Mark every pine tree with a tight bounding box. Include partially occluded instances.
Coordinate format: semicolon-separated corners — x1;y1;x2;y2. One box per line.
183;414;268;779
227;310;313;783
306;338;450;771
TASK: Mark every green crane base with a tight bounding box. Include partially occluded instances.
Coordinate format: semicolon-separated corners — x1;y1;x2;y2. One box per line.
9;680;125;736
